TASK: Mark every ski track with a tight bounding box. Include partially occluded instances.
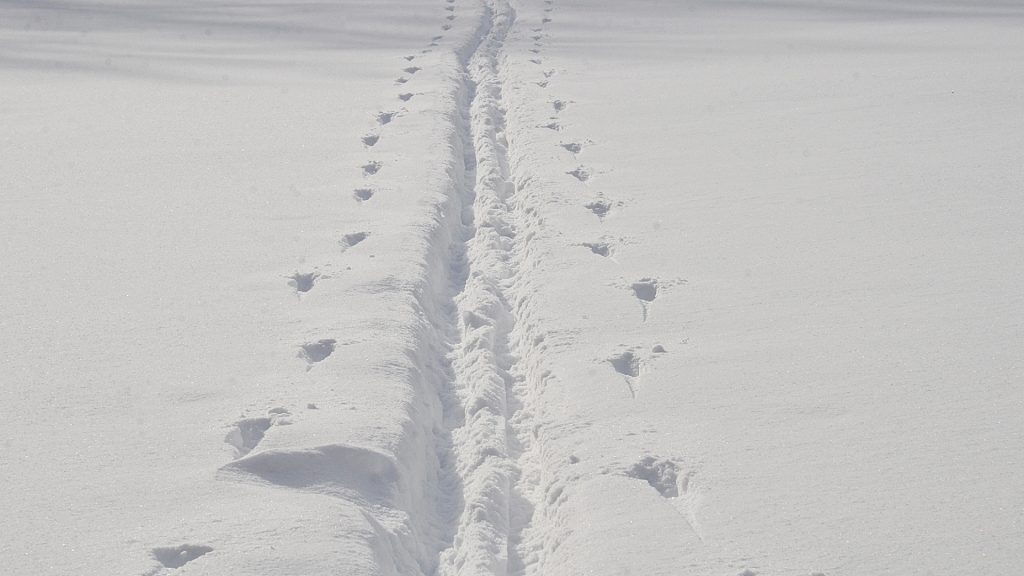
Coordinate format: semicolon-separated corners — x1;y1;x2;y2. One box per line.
435;1;548;575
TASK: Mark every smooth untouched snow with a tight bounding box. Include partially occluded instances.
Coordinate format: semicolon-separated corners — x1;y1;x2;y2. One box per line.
2;1;1023;575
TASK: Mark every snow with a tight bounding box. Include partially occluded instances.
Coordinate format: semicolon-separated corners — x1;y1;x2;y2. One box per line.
2;0;1023;575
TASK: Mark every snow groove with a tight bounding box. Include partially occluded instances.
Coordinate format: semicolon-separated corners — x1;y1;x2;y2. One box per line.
435;2;545;575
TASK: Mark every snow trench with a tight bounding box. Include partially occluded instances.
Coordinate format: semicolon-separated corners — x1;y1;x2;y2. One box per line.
429;1;551;575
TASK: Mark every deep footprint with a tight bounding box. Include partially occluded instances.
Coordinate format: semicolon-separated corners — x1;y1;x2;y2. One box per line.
585;200;611;219
361;134;379;147
152;545;214;569
626;456;681;498
582;242;610;257
362;161;382;176
288;272;319;293
567;166;591;181
561;142;582;154
353;188;374;202
399;92;415;101
632;278;658;322
299;339;336;364
225;417;272;458
377;111;398;125
632;278;658;302
609;350;640;377
341;231;369;251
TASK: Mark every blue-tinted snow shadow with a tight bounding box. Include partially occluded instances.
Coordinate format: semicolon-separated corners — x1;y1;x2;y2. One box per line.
0;0;437;81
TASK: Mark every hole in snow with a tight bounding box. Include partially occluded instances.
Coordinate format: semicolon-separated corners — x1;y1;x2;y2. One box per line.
341;232;369;250
225;417;271;458
362;161;382;176
584;200;611;219
626;456;680;498
561;142;582;154
567;166;590;182
582;242;610;257
609;350;639;377
299;339;336;364
152;544;213;569
632;278;658;302
288;272;318;293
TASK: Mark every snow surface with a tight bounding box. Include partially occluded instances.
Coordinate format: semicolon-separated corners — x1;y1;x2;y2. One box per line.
2;1;1023;575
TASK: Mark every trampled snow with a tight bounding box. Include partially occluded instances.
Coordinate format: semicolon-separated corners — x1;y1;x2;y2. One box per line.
2;1;1022;575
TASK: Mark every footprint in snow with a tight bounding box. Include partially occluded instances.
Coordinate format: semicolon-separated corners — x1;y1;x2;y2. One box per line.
631;278;657;321
353;188;374;202
362;161;382;176
225;416;271;458
361;134;379;147
377;111;398;125
626;456;683;498
632;278;658;303
399;93;415;102
609;349;640;398
340;231;369;252
584;200;611;220
582;241;611;257
403;66;421;75
299;339;336;366
625;277;684;322
288;271;319;293
224;408;292;458
567;166;591;182
561;142;582;154
610;349;640;378
152;545;214;569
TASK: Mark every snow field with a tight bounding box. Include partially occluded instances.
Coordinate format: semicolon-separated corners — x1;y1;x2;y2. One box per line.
3;0;1024;575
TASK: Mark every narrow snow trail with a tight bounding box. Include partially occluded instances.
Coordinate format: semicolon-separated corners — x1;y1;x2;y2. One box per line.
435;1;542;575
